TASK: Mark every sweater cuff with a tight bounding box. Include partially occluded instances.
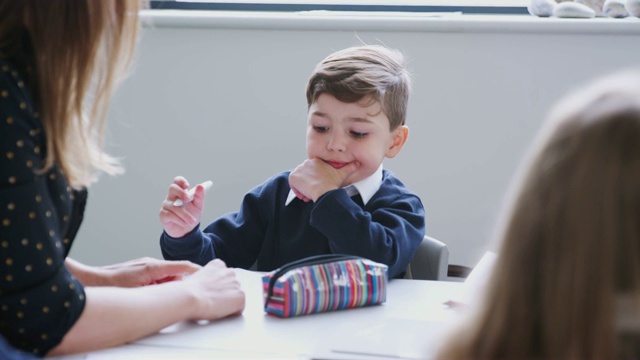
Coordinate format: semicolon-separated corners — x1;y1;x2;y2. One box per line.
163;223;200;241
160;224;201;259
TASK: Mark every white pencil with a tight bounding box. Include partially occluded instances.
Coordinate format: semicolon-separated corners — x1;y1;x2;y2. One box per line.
173;180;213;207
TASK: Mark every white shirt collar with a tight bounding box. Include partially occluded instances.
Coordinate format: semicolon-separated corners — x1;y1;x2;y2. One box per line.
285;164;383;206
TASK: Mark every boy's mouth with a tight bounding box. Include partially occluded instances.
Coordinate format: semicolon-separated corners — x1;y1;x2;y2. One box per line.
325;160;348;169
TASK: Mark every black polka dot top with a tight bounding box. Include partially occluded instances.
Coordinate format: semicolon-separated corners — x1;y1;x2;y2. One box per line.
0;58;87;356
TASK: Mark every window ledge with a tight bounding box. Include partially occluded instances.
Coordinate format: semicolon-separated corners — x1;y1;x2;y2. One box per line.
142;9;640;35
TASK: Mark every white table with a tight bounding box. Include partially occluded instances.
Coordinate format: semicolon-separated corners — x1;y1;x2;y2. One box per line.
54;269;465;360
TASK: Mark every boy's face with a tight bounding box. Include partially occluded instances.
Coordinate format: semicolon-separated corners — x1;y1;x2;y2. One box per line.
306;93;408;186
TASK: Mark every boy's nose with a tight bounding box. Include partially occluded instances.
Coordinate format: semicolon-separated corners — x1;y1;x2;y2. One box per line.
327;133;347;152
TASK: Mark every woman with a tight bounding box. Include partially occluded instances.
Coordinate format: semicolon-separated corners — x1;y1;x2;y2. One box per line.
436;69;640;359
0;0;245;357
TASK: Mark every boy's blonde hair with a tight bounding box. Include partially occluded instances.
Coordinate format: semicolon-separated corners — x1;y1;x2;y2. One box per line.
306;44;411;131
437;69;640;359
0;0;141;188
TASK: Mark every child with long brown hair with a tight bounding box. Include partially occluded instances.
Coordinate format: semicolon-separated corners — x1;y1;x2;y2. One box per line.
436;69;640;359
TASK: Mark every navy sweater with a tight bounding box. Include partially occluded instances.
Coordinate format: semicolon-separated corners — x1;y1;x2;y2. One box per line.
161;170;425;278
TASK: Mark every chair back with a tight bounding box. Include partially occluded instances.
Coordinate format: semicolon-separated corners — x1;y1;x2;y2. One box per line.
407;235;449;281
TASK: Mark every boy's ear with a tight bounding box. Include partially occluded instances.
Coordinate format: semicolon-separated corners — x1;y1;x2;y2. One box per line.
385;125;409;159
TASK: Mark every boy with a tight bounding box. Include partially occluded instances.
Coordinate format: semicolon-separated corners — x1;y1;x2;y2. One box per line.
159;44;425;279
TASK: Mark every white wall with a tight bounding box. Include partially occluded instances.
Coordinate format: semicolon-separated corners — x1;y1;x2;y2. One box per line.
69;11;640;269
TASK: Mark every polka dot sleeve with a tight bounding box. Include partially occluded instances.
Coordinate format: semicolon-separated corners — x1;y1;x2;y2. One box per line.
0;59;87;356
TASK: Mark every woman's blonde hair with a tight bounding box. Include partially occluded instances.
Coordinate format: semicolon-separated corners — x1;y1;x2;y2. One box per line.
0;0;141;188
436;69;640;359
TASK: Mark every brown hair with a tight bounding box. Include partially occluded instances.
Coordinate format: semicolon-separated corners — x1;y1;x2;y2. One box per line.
306;44;411;131
0;0;142;188
436;69;640;359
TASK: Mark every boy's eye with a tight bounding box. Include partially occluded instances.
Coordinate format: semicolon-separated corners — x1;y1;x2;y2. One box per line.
313;125;329;133
350;131;368;139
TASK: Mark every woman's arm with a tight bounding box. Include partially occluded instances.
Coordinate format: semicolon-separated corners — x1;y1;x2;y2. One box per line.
48;259;245;356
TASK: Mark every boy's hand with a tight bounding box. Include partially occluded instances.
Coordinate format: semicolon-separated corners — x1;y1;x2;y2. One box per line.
159;176;207;238
288;158;359;202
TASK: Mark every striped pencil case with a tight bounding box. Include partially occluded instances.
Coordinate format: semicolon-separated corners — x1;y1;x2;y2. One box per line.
262;254;388;318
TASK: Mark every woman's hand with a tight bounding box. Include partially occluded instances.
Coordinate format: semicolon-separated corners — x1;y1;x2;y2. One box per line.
183;259;246;320
101;257;202;287
66;257;201;287
52;259;244;356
